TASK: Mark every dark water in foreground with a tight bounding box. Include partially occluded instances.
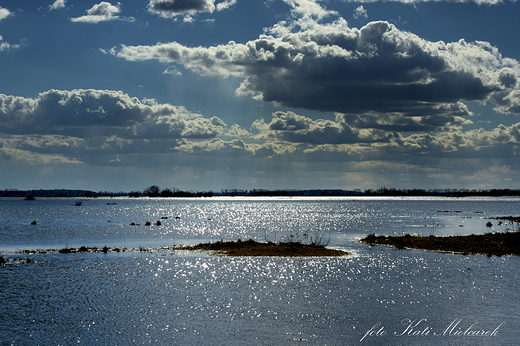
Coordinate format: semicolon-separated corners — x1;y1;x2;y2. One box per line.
1;197;519;345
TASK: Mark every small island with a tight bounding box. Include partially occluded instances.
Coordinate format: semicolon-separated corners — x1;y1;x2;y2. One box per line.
359;231;520;256
174;239;349;257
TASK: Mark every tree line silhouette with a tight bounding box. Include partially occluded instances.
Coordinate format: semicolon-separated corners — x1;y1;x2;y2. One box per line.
2;186;520;198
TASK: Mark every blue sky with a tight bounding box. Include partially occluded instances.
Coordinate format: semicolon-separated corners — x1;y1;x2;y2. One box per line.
1;0;520;192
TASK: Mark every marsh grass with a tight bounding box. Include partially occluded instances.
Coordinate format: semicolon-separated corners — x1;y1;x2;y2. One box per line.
360;231;520;256
174;238;348;257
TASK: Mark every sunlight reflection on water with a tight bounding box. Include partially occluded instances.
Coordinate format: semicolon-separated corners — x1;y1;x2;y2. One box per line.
1;251;519;345
1;197;520;345
2;196;520;250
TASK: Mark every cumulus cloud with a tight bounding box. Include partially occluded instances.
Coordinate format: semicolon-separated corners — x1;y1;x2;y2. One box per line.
2;88;520;183
0;7;11;21
242;108;520;162
252;111;400;144
0;89;226;139
341;0;509;4
176;138;253;156
216;0;237;11
0;35;20;52
353;5;368;19
283;0;338;23
0;89;235;168
147;0;235;19
49;0;67;11
395;123;520;158
338;102;473;132
111;18;520;121
0;7;19;52
70;2;133;23
295;120;520;165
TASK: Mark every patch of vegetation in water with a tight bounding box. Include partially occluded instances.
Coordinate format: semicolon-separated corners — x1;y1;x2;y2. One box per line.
360;231;520;256
0;255;35;265
174;239;349;257
18;246;129;254
487;215;520;223
14;240;349;257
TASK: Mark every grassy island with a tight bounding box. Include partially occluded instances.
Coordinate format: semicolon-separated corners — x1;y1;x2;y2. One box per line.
360;231;520;256
174;239;349;257
14;239;349;257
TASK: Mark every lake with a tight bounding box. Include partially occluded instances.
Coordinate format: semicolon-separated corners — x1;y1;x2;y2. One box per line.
1;197;519;345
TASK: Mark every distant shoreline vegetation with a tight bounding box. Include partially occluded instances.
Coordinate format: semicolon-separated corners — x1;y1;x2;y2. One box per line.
3;186;520;198
360;229;520;257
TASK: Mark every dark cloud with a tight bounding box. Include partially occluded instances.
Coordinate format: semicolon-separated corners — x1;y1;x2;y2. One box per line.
113;20;520;118
252;111;396;144
148;0;215;17
338;109;472;133
237;21;499;114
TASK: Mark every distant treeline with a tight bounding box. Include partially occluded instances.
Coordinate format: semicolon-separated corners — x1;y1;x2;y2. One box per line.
0;189;116;197
3;186;520;198
363;187;520;197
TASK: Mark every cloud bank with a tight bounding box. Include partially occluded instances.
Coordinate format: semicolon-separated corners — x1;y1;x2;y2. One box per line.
0;89;227;140
1;89;518;162
1;87;520;191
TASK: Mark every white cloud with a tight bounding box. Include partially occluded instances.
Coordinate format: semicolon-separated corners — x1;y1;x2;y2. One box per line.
216;0;238;11
0;147;82;165
0;35;21;52
70;2;133;23
284;0;338;20
0;7;11;21
163;67;182;75
353;5;368;19
340;0;510;4
0;7;16;52
176;138;253;156
49;0;67;11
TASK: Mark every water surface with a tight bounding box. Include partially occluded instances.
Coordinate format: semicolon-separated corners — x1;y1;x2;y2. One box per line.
1;197;519;345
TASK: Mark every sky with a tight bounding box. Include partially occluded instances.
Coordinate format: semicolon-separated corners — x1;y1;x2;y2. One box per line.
1;0;520;192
